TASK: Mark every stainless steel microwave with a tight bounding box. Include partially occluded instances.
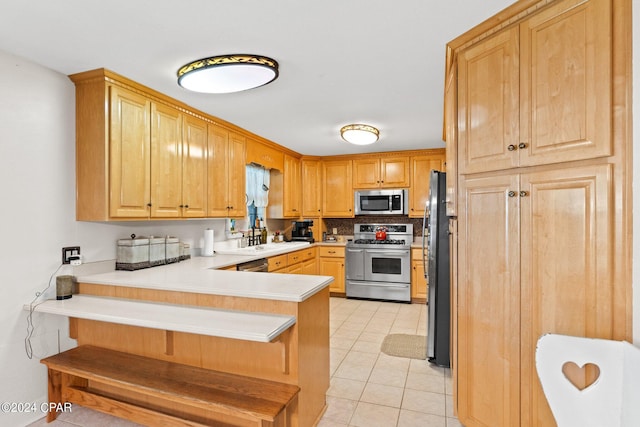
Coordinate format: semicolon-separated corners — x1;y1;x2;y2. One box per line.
354;189;408;215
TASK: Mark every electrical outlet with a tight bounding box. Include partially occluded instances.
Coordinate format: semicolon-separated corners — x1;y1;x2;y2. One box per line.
62;246;81;264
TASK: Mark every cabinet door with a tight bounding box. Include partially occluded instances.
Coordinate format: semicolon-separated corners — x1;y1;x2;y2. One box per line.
457;174;520;427
302;258;317;275
519;0;612;167
283;154;301;217
207;124;230;217
226;132;246;218
320;257;345;293
322;160;353;217
353;159;380;188
182;115;207;217
302;159;322;217
109;86;151;218
519;164;613;426
409;154;445;218
411;260;427;300
458;27;519;174
150;103;182;218
380;157;410;188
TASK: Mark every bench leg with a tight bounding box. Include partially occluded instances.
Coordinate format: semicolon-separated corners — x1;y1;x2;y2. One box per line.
46;369;61;422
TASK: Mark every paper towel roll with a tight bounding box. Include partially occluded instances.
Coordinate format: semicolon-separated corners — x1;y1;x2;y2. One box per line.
203;228;214;256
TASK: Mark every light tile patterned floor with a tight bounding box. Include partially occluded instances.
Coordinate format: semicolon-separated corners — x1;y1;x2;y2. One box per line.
27;297;462;427
319;297;462;427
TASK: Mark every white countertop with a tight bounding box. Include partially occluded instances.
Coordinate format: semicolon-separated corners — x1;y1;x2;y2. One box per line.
26;295;296;342
76;242;333;303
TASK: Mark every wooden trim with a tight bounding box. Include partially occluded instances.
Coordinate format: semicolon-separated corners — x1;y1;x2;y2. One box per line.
610;0;633;340
446;0;557;52
319;148;445;162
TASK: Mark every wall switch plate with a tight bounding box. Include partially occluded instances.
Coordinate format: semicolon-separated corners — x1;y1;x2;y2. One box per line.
62;246;81;264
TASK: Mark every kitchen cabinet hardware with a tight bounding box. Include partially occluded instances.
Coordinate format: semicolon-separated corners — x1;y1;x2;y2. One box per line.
508;144;517;151
508;191;516;197
518;142;527;149
519;191;528;197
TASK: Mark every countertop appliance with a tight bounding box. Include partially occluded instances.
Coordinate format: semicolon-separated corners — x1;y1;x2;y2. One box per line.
345;223;413;302
423;170;450;367
354;189;408;216
291;220;314;242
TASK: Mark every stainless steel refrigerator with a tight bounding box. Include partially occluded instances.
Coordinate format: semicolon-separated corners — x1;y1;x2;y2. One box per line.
422;170;450;367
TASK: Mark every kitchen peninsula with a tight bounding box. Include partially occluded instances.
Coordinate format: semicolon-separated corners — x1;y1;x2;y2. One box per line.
36;253;333;427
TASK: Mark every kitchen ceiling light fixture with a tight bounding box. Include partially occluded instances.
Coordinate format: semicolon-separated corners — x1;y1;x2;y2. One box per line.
340;124;380;145
177;54;279;94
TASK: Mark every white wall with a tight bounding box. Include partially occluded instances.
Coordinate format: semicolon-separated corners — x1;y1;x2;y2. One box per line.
0;50;230;426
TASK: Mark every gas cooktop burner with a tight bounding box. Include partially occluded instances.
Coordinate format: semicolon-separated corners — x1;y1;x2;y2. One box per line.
354;239;407;245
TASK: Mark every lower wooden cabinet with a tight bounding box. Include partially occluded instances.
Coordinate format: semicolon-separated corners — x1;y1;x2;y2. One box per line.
268;254;288;273
410;248;427;301
318;246;345;294
456;163;617;426
269;247;317;274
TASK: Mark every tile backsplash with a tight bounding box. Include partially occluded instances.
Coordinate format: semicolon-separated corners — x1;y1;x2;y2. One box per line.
323;216;424;237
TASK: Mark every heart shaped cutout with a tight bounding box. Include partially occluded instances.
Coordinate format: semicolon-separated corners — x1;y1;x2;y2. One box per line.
562;361;601;391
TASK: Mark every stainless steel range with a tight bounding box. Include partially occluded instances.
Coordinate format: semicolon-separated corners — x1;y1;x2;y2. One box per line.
345;223;413;302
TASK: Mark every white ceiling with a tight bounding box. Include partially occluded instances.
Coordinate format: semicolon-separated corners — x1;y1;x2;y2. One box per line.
0;0;513;156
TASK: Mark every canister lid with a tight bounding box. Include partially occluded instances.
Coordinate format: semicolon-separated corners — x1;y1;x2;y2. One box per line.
148;236;166;244
165;236;179;243
117;233;150;246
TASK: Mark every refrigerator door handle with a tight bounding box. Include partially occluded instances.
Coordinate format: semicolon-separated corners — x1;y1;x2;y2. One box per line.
422;200;428;280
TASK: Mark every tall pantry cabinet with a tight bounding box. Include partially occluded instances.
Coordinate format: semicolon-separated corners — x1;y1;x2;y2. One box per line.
445;0;632;426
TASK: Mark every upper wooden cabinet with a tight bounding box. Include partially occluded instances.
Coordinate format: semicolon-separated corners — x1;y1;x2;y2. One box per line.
283;154;301;217
150;104;207;218
457;0;612;175
107;85;152;219
246;139;284;171
207;125;246;218
353;157;410;189
322;160;353;218
443;52;458;217
181;115;208;217
408;153;445;218
301;159;322;217
268;154;302;218
75;77;207;220
72;68;253;221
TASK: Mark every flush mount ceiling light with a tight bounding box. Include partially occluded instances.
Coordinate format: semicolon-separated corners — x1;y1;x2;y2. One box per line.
340;124;380;145
177;54;279;94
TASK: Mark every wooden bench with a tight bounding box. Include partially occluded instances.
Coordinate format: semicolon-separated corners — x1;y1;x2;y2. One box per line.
41;345;300;427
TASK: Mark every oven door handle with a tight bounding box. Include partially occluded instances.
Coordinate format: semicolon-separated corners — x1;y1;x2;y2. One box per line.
347;280;409;288
346;248;364;253
364;249;410;256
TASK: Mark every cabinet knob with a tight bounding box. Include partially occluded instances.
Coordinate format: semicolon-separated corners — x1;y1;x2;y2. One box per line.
519;191;528;197
507;144;517;151
518;142;527;149
184;204;189;208
508;191;517;197
147;203;152;207
179;205;184;208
